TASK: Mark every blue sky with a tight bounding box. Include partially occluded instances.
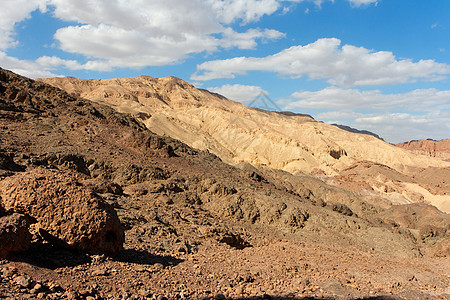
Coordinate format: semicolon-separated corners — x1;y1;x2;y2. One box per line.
1;0;449;143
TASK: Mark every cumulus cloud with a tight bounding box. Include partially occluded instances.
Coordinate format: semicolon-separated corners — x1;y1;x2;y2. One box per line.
281;87;450;143
286;87;450;111
45;0;284;69
0;51;110;78
208;84;268;103
0;0;47;50
193;38;450;85
208;0;280;24
1;0;382;72
315;110;450;144
352;111;450;143
0;51;58;78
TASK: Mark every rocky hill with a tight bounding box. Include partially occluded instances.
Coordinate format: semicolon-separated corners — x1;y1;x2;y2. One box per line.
0;68;449;299
396;139;450;161
39;76;450;214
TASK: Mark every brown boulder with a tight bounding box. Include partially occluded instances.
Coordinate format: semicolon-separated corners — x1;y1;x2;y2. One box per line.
0;213;32;258
0;168;124;254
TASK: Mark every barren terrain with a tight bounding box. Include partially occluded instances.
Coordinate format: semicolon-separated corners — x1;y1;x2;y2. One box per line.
40;76;450;213
0;68;448;299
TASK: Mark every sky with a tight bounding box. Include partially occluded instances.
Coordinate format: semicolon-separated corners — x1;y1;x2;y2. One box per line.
1;0;449;143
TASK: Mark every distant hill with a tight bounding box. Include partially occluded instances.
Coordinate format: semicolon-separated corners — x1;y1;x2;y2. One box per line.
39;75;450;213
396;139;450;161
331;123;383;140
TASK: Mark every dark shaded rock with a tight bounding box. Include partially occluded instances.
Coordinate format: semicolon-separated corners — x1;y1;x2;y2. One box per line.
0;213;32;258
0;151;25;171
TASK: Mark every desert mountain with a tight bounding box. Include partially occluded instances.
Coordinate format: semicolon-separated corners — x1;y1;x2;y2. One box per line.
40;75;450;213
1;68;449;299
396;139;450;161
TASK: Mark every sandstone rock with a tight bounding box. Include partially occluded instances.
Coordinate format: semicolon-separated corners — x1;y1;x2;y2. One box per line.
0;167;124;253
396;139;450;160
0;213;32;258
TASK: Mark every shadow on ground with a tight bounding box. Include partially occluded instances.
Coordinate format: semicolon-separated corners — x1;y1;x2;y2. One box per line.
9;244;183;270
9;242;91;269
233;296;403;300
114;248;184;267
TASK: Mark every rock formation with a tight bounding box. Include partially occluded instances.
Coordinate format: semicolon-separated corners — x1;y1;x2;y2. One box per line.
396;139;450;161
40;75;450;213
0;168;124;253
0;68;448;299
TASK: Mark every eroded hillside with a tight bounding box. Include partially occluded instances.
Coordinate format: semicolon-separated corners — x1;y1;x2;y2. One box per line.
396;139;450;161
40;76;450;213
1;68;448;299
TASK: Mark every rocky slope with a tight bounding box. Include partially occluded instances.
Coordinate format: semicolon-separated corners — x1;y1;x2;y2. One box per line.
0;68;449;299
396;139;450;161
39;76;450;213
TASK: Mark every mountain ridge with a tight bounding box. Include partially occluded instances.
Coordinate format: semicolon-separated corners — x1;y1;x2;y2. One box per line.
0;67;449;299
39;75;450;213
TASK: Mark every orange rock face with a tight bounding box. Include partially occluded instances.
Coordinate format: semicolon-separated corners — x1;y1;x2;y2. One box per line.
396;139;450;160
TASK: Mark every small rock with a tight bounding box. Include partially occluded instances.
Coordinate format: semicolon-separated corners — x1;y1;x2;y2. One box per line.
48;283;62;292
14;275;32;288
138;289;151;297
215;293;226;299
92;267;109;276
64;290;78;300
2;266;17;277
30;283;43;294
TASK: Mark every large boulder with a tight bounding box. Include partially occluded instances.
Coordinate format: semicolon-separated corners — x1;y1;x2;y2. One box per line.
0;213;32;258
0;168;124;254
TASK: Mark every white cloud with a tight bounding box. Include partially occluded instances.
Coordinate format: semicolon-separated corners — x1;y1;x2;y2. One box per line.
0;51;110;78
208;0;280;24
315;110;450;144
348;0;377;7
0;51;58;78
0;0;47;50
286;87;450;111
208;84;268;103
352;111;450;143
0;0;382;72
282;87;450;143
192;38;450;86
45;0;285;69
